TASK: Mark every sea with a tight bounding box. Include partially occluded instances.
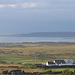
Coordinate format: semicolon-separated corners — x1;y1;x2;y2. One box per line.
0;36;75;43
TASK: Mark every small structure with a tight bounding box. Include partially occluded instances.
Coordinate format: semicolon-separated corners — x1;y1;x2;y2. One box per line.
9;70;23;75
46;61;56;66
64;59;74;64
46;59;74;66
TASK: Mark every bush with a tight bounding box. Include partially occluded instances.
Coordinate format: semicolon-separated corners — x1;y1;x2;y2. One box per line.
23;63;37;69
17;62;22;64
0;61;7;64
62;69;75;75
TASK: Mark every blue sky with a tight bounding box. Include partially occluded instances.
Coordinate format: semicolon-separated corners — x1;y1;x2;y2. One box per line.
0;0;75;33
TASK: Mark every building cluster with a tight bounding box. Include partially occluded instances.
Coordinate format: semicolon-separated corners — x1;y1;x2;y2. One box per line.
46;59;74;66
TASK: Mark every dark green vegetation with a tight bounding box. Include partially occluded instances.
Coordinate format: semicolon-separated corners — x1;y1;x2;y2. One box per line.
0;42;75;64
2;68;75;75
62;69;75;75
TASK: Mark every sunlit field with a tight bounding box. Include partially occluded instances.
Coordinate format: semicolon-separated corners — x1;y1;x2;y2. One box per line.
0;42;75;73
0;42;75;64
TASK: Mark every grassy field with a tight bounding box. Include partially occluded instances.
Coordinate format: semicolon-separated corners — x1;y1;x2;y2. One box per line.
0;42;75;64
0;42;75;74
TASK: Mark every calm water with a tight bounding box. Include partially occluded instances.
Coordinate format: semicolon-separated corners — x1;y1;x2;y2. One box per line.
0;36;75;43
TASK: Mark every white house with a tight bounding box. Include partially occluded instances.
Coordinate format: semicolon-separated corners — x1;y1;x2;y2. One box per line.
46;59;74;66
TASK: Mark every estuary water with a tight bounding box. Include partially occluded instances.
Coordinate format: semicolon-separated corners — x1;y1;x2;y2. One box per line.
0;36;75;43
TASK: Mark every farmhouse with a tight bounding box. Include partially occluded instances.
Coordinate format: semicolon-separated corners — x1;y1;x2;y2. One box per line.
46;59;74;66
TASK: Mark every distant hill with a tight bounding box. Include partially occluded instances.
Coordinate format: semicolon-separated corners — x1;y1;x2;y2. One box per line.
0;33;16;36
0;32;75;37
14;32;75;37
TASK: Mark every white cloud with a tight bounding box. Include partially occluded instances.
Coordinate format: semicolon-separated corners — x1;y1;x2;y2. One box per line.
7;4;16;7
0;0;75;9
0;2;48;9
21;2;50;8
0;4;16;8
21;2;37;8
0;2;38;8
0;5;5;8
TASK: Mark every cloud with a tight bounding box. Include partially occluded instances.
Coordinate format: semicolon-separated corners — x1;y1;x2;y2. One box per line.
0;4;16;8
0;2;48;9
0;5;5;8
21;2;37;8
7;4;16;7
0;2;38;8
0;1;75;9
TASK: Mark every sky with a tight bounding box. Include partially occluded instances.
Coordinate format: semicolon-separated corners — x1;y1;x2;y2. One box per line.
0;0;75;33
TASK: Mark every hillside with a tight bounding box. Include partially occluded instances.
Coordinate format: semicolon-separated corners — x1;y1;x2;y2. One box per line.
14;32;75;37
1;32;75;37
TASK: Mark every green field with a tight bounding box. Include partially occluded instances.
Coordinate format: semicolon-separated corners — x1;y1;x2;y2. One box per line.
0;42;75;74
0;42;75;64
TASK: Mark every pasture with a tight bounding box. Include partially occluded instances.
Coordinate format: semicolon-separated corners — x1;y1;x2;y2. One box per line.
0;42;75;64
0;42;75;73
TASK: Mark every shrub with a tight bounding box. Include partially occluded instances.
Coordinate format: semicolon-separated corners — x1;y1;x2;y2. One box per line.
62;69;75;75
